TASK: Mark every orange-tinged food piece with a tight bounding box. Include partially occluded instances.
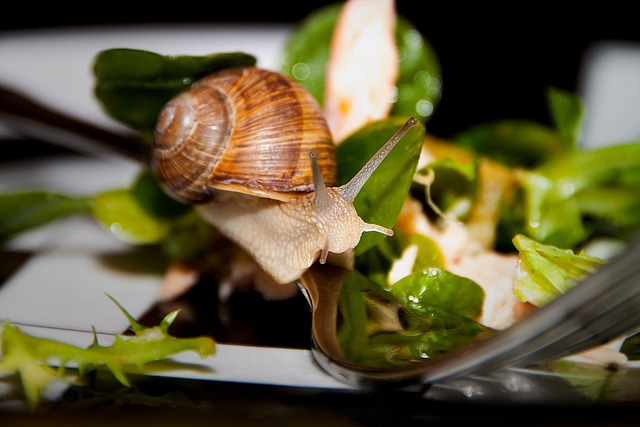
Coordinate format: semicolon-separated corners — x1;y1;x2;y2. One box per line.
324;0;399;142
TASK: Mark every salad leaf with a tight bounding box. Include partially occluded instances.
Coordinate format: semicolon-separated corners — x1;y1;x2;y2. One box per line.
389;267;485;320
130;168;191;220
355;227;445;287
620;332;640;361
452;86;582;168
398;234;445;272
576;187;640;228
547;358;640;402
0;170;193;249
505;141;640;248
419;150;479;220
92;188;171;245
336;117;425;255
0;294;215;411
161;210;221;262
336;268;489;368
512;234;606;307
392;17;442;121
513;169;588;248
93;49;256;140
279;3;340;106
546;86;583;149
535;139;640;192
92;170;190;245
0;190;92;243
453;119;566;168
280;2;442;123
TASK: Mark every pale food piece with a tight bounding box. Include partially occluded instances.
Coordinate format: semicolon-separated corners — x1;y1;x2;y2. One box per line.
156;246;299;303
394;196;535;330
156;262;201;302
446;250;534;330
324;0;399;142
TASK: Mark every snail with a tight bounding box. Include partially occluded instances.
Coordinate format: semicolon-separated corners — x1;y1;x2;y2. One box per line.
152;66;416;285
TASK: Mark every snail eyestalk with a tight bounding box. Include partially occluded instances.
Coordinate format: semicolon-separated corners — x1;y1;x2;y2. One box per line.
338;117;418;203
311;151;332;211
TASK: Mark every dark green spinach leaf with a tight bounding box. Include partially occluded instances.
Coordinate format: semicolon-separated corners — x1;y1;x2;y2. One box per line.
336;268;489;368
336;117;425;255
93;49;256;140
0;191;92;243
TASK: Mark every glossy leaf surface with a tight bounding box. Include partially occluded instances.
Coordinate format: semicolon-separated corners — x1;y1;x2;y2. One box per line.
94;48;256;140
0;191;92;243
336;117;425;255
335;269;489;368
512;234;606;307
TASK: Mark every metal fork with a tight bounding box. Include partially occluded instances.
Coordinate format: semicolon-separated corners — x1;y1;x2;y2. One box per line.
303;235;640;389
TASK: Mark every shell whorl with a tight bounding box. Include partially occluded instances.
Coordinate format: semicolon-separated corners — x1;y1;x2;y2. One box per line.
152;67;337;205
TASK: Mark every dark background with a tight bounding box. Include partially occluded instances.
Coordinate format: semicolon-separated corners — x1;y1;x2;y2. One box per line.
2;1;639;139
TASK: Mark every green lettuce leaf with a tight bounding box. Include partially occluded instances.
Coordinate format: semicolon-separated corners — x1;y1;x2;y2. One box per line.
546;86;583;149
336;269;489;368
504;141;640;249
0;190;92;243
389;267;485;320
91;169;191;245
279;3;340;106
93;49;256;140
0;294;215;411
355;227;445;287
512;234;606;307
453;120;566;168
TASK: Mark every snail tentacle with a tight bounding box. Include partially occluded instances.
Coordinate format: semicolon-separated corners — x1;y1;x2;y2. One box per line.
338;116;418;203
311;151;332;211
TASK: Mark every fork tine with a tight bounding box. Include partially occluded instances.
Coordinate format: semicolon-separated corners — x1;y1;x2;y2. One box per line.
412;235;640;384
311;237;640;389
512;239;640;366
537;294;640;362
333;237;640;388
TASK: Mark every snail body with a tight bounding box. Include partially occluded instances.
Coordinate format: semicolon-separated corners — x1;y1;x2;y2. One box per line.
152;66;416;284
195;181;364;284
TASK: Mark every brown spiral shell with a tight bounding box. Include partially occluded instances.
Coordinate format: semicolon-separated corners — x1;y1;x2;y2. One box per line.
152;67;337;205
